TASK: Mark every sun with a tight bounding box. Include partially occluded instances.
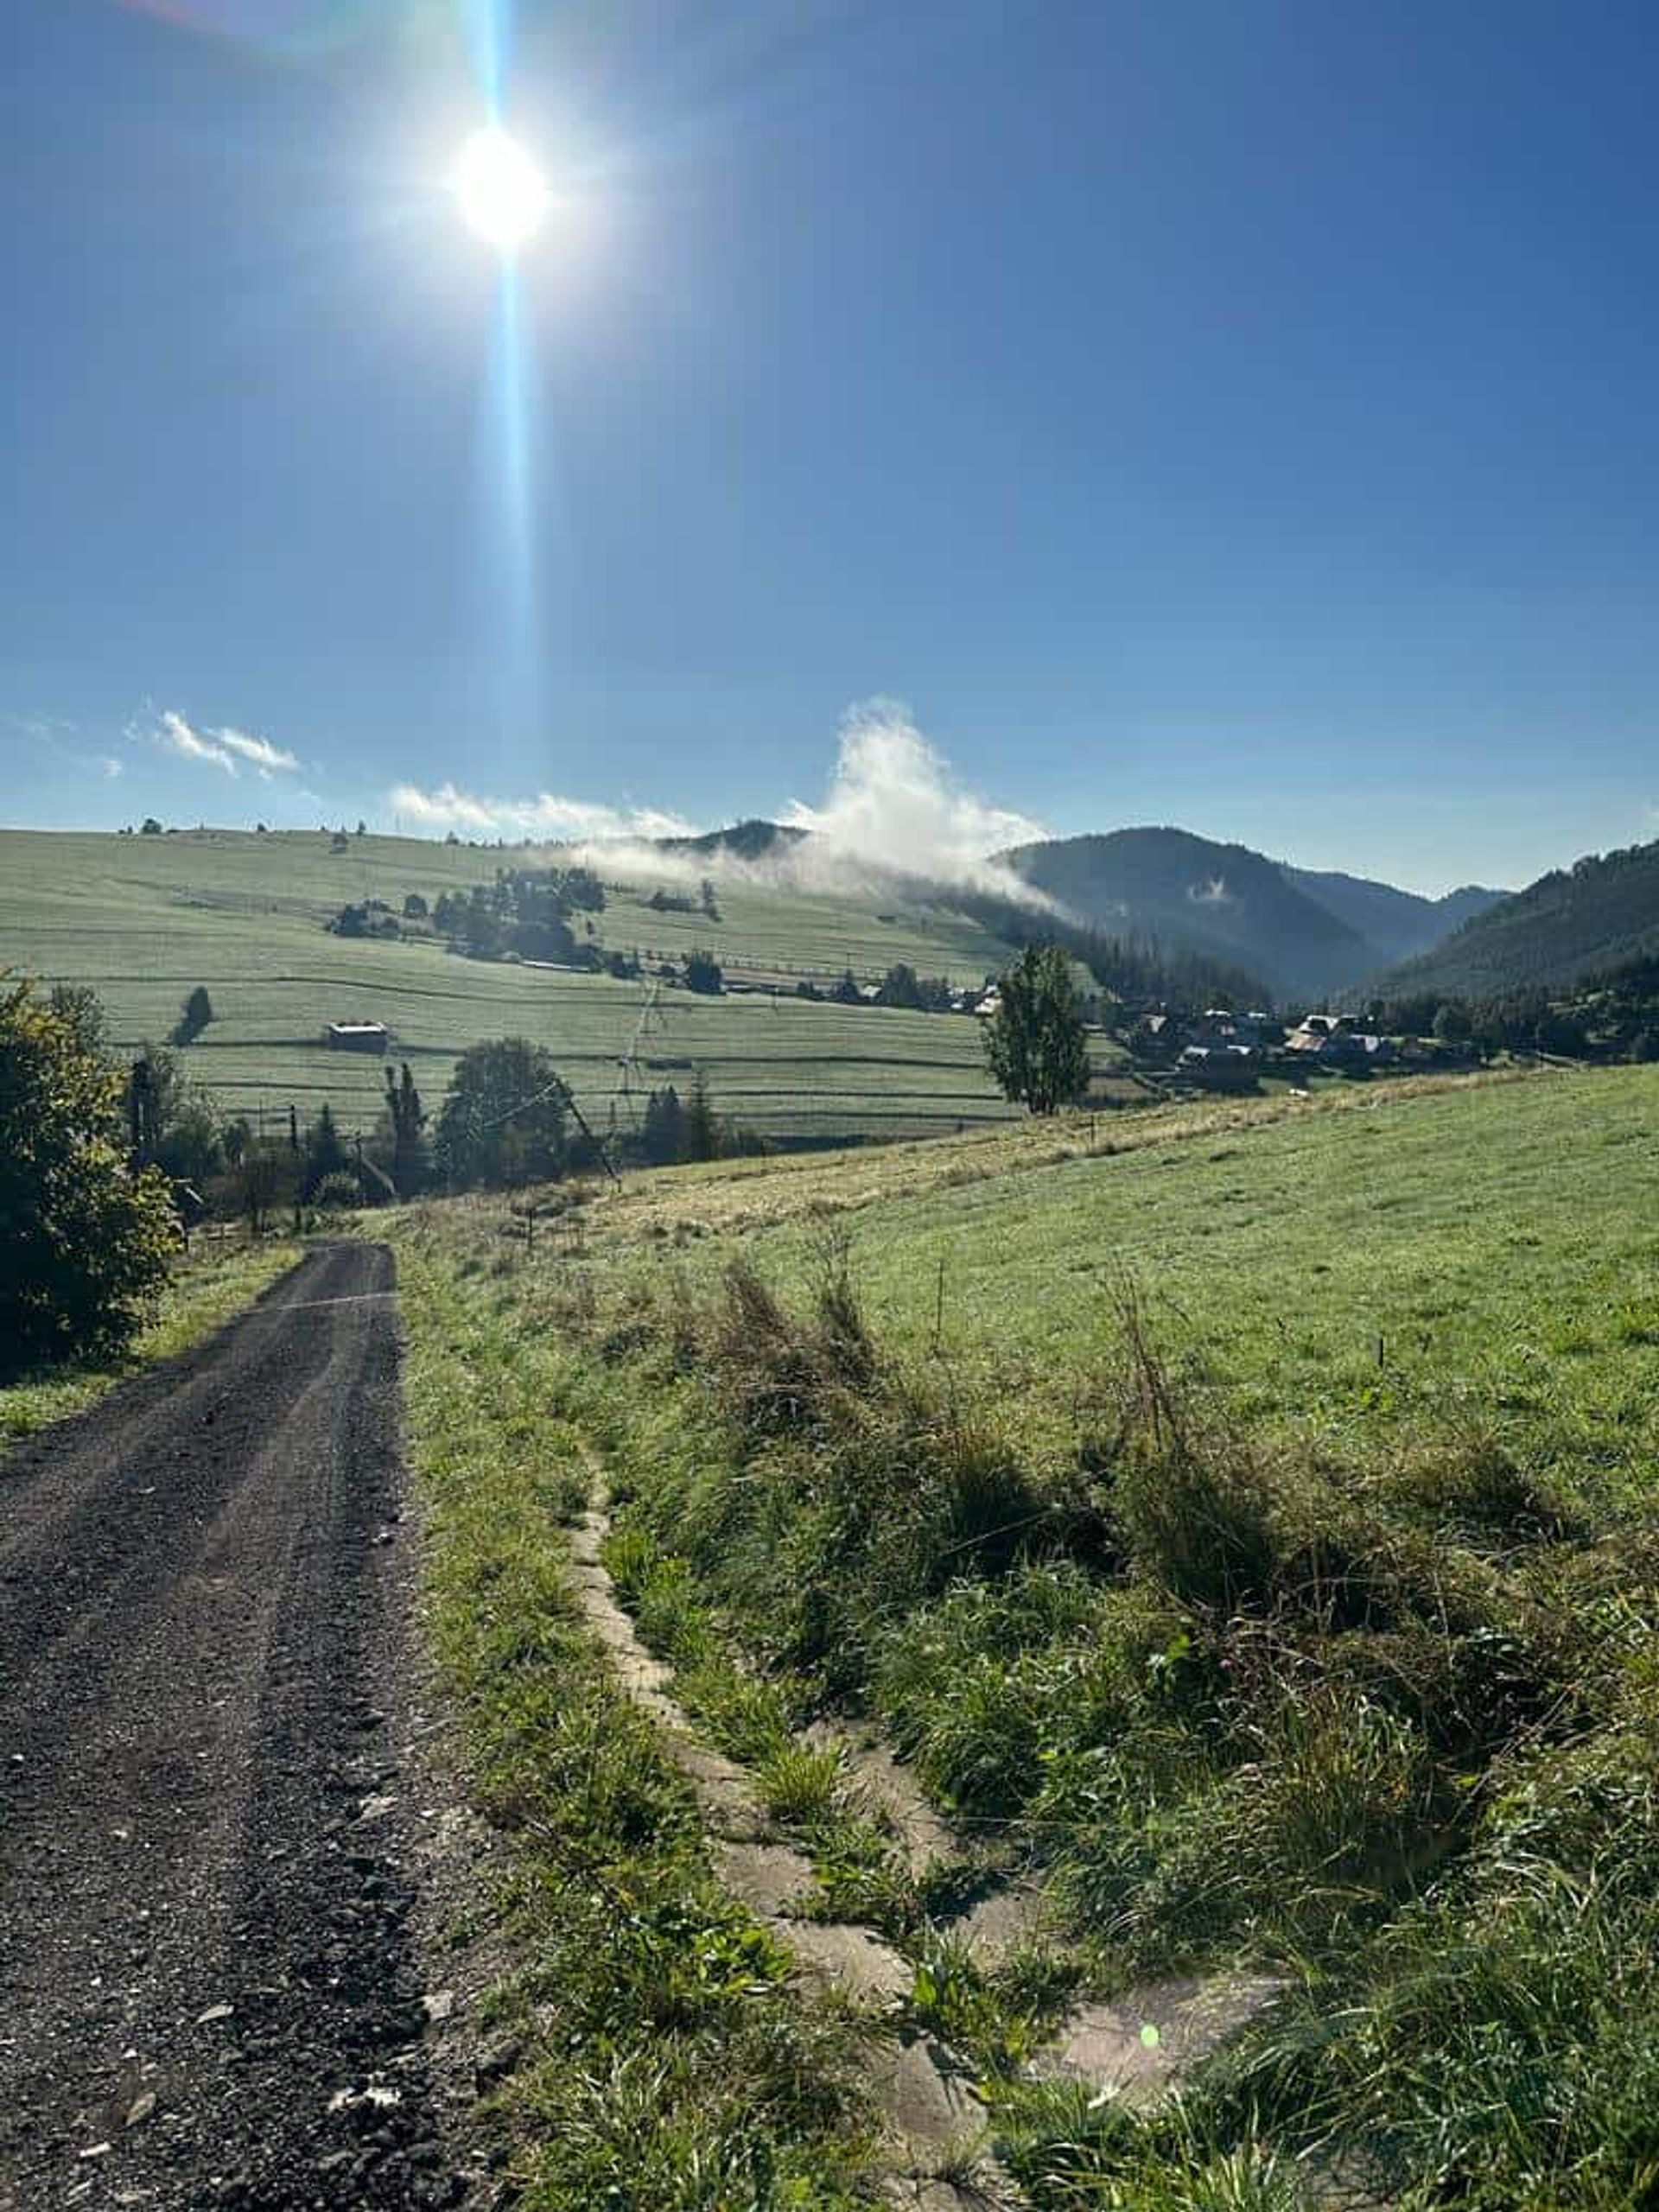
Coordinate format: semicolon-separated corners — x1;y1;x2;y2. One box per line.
452;126;551;253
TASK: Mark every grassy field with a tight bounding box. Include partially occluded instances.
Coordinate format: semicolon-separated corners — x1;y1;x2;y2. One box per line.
0;825;1039;1143
390;1064;1659;2209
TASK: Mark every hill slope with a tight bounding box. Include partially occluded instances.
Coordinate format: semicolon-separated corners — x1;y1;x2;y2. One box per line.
1283;864;1507;969
1381;839;1659;999
1005;827;1376;999
0;826;1032;1144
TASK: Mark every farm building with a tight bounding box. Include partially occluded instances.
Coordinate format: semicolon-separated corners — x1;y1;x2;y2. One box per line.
1178;1042;1261;1090
1284;1017;1394;1066
325;1020;388;1053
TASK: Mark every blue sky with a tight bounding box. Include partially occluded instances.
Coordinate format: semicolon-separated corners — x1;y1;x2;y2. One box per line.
3;0;1656;894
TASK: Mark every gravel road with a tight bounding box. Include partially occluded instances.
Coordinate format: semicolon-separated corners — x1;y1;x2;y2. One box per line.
0;1243;461;2211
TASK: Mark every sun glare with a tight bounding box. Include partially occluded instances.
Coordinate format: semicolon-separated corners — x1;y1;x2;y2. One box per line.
453;126;550;253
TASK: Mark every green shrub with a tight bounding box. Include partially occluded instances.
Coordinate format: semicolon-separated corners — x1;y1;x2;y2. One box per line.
0;978;177;1376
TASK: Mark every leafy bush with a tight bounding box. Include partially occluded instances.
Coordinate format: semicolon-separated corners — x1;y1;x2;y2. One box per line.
0;979;177;1375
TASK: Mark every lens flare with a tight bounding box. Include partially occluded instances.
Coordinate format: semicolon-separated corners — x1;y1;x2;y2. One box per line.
452;126;550;253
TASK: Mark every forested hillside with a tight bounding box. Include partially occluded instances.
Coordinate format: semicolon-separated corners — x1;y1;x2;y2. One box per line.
1282;863;1505;968
1382;839;1659;997
1005;827;1376;998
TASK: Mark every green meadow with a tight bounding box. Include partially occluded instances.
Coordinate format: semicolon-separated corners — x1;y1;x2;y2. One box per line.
390;1064;1659;2208
0;825;1030;1142
599;1064;1659;1479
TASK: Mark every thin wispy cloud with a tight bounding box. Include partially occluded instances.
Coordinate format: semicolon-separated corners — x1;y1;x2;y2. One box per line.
1187;875;1235;906
160;710;235;774
5;710;78;750
216;725;299;775
155;708;301;779
389;781;697;842
8;710;136;787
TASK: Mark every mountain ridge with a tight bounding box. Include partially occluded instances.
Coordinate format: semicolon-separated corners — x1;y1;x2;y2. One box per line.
1376;838;1659;1000
997;826;1484;1000
645;819;1516;1002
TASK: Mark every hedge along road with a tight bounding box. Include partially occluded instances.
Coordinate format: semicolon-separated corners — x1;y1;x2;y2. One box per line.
0;1244;462;2212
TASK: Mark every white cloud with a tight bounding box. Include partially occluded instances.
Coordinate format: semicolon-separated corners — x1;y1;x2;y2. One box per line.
390;705;1052;909
216;726;300;775
159;709;237;774
388;780;697;842
782;700;1046;898
100;755;124;779
154;708;300;779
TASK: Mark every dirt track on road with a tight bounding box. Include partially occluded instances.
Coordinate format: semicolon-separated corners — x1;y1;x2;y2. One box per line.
0;1243;460;2211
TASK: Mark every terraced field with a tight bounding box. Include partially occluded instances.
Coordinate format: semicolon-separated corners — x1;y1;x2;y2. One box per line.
0;826;1039;1142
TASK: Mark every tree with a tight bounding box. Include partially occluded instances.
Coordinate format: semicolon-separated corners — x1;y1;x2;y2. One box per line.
140;817;163;836
381;1061;428;1195
237;1134;290;1234
128;1044;221;1179
683;1069;721;1162
683;948;724;995
48;984;106;1055
170;985;213;1046
1433;1001;1473;1048
0;980;176;1374
982;943;1090;1116
155;1098;224;1185
129;1045;192;1164
876;963;924;1011
639;1083;685;1166
302;1103;350;1194
434;1038;568;1189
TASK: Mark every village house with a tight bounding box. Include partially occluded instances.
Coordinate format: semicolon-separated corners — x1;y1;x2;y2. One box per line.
325;1020;389;1054
1283;1015;1395;1067
1177;1041;1262;1090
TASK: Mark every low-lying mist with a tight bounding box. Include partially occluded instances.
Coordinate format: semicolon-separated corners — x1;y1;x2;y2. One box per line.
576;702;1052;909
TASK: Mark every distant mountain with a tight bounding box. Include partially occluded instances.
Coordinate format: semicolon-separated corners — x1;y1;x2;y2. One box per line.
664;818;1510;1005
1003;828;1381;1000
1378;839;1659;1000
1284;866;1509;969
657;819;807;863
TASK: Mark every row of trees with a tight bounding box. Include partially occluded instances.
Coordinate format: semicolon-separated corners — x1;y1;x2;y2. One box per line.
1367;960;1659;1065
429;1042;746;1183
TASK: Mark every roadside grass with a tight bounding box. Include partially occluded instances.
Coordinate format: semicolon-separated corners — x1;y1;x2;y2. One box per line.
421;1065;1659;2208
392;1225;875;2209
0;1235;301;1451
